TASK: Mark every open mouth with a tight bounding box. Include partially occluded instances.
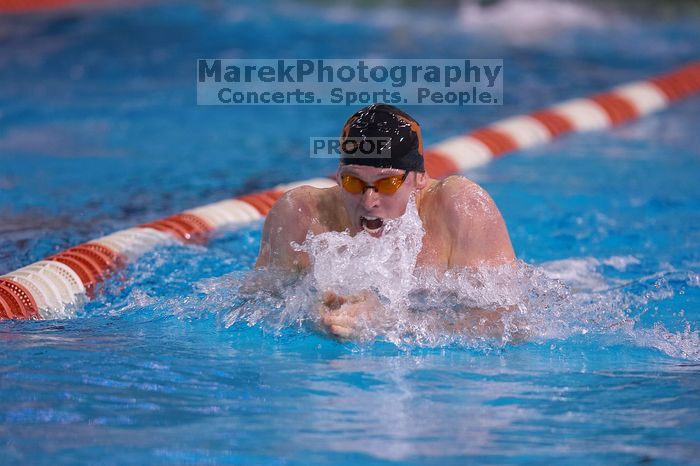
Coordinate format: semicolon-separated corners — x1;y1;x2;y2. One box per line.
360;216;384;235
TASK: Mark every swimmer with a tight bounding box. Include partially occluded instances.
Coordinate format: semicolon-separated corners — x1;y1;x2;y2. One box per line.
255;104;516;339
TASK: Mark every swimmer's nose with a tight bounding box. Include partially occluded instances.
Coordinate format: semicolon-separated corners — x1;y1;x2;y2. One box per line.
360;187;380;210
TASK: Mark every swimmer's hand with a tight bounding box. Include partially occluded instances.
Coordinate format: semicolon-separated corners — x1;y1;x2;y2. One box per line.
316;291;530;343
445;307;529;343
317;290;384;340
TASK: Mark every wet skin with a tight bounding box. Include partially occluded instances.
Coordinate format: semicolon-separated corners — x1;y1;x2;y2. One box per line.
255;164;516;339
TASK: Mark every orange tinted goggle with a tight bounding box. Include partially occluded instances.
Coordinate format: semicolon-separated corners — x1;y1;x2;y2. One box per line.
340;172;408;195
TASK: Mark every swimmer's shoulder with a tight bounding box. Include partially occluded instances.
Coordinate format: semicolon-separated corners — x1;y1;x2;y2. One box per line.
427;176;515;264
258;184;342;269
270;184;323;218
426;175;477;205
428;175;500;223
269;183;342;227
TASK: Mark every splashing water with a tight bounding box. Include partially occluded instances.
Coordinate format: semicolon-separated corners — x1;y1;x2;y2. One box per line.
180;197;700;359
294;194;425;308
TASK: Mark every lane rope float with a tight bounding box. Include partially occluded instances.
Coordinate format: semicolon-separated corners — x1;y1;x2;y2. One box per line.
2;61;699;320
0;0;85;13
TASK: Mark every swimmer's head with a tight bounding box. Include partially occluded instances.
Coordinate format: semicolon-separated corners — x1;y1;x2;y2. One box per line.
339;104;424;173
337;105;428;237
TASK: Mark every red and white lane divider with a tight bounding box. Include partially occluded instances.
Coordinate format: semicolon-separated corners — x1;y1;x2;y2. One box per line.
1;61;699;320
0;0;85;13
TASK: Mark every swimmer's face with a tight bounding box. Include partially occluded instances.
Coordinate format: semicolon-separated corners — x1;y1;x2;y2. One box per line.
337;164;428;237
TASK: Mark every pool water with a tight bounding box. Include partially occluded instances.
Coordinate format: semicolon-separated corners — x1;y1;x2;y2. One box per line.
1;0;700;464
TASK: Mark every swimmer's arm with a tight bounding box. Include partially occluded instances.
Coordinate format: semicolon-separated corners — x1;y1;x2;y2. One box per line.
319;290;528;342
443;177;515;267
435;178;523;340
321;180;518;341
436;306;528;343
255;187;316;272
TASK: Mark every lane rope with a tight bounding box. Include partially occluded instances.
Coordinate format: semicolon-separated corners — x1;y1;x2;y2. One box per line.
0;0;84;13
2;61;699;320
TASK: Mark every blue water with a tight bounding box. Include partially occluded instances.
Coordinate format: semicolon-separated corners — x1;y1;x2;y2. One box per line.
1;0;700;464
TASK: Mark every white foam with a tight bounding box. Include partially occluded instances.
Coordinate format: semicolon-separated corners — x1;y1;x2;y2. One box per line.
540;257;609;292
602;255;641;271
457;0;609;43
294;195;425;308
202;209;698;359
